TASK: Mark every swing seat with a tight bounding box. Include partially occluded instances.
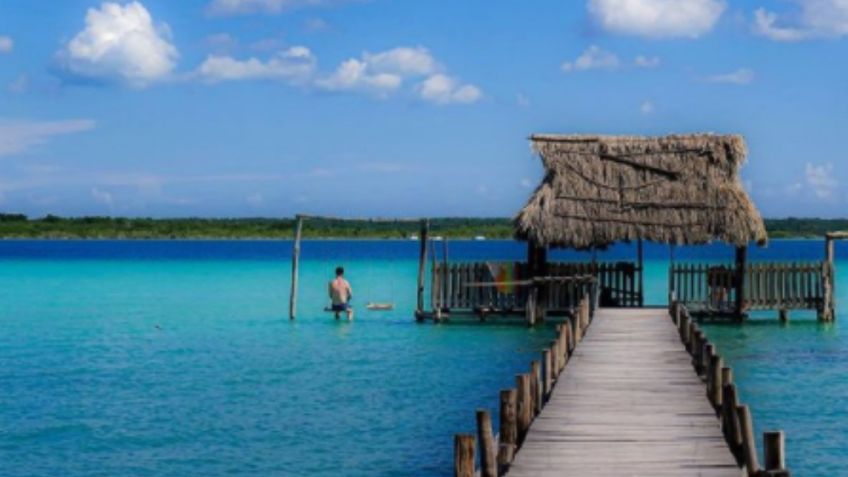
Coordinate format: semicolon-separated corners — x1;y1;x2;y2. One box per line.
323;305;354;312
366;302;394;311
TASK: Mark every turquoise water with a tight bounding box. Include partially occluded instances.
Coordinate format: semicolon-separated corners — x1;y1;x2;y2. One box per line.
1;240;846;475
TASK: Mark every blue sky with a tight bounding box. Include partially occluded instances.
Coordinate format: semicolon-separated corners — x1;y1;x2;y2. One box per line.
0;0;846;218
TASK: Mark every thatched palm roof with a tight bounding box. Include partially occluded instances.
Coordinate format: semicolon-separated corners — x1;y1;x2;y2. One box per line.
515;134;767;249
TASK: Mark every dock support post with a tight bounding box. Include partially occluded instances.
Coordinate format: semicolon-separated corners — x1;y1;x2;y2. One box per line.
531;360;542;416
453;434;475;477
722;383;743;464
516;374;532;442
737;405;761;476
637;239;644;307
289;215;303;320
476;410;497;477
416;220;429;320
764;430;786;474
498;389;517;470
822;234;836;322
779;308;790;323
542;349;552;397
735;246;748;321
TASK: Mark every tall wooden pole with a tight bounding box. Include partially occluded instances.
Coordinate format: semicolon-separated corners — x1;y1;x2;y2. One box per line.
289;215;304;320
637;239;644;307
735;246;747;321
824;235;835;321
416;220;429;318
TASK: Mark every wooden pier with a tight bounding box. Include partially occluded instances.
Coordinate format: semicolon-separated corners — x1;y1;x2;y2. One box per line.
508;308;740;476
453;300;790;477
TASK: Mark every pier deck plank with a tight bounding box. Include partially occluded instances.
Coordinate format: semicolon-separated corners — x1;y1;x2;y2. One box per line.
507;308;741;477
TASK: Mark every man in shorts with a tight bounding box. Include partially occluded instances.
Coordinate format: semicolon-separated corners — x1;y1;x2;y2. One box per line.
328;266;354;321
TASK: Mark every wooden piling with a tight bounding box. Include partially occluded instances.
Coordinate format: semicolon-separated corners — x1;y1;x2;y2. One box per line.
708;354;723;409
764;430;786;473
737;405;761;476
530;360;542;416
498;389;517;467
779;308;789;322
416;219;429;316
288;215;303;320
549;340;559;380
722;383;743;464
722;367;733;386
476;410;497;477
542;349;552;397
516;374;532;440
453;434;475;477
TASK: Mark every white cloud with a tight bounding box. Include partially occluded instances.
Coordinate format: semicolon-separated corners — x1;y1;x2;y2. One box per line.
705;68;754;84
806;162;838;199
417;74;482;105
207;0;356;16
520;178;534;188
640;101;655;114
316;58;402;94
197;46;316;83
56;2;178;87
91;187;113;206
588;0;726;38
0;119;96;157
754;1;848;41
562;45;620;72
634;55;661;68
364;47;437;76
0;36;13;53
316;46;480;103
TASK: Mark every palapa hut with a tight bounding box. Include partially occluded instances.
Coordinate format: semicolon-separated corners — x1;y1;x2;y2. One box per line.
515;134;767;250
515;133;766;319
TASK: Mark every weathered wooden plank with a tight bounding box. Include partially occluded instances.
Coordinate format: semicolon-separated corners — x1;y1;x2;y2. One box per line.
506;309;740;476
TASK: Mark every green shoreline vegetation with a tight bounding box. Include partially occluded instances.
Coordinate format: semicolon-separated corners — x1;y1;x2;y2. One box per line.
0;214;843;239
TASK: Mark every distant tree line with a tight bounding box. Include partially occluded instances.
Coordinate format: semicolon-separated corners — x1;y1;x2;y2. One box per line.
0;213;843;239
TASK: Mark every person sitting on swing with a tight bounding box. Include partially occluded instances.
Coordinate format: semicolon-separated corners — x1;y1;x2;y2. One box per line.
328;266;354;321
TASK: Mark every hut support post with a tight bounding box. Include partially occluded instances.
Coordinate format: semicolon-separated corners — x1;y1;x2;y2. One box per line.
526;242;548;325
735;246;747;321
289;215;304;320
416;220;429;319
637;239;644;307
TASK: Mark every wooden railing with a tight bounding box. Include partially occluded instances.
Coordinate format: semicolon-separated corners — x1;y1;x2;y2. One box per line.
670;261;831;315
670;300;791;477
452;295;593;477
431;261;641;315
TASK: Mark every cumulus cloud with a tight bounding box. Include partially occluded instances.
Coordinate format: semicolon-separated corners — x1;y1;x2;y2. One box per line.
316;46;481;104
197;46;316;83
562;45;620;72
806;162;838;199
705;68;755;84
588;0;726;38
417;74;482;104
754;1;848;41
0;119;96;157
207;0;357;16
634;55;661;68
55;2;178;87
0;36;13;53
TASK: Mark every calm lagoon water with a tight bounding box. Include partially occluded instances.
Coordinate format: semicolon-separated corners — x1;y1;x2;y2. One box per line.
1;239;846;476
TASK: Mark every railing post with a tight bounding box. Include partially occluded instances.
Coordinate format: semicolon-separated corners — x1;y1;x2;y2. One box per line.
516;374;532;441
542;349;552;397
476;410;497;477
530;360;542;416
737;405;761;476
498;389;517;470
453;434;475;477
764;430;787;475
